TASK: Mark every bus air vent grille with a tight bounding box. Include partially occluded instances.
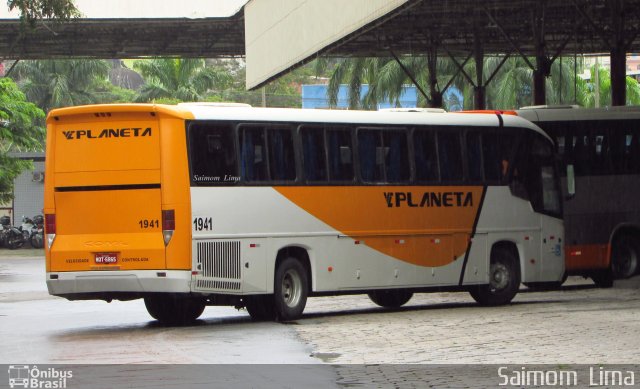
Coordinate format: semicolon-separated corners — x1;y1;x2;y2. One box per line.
196;279;241;290
197;240;241;279
196;240;242;292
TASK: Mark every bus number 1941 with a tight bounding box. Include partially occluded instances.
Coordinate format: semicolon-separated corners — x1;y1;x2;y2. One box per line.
193;217;213;231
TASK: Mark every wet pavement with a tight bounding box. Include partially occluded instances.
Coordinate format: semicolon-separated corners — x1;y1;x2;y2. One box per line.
2;249;640;388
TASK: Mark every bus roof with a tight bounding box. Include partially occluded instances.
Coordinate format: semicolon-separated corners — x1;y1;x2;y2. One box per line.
516;105;640;122
47;103;551;140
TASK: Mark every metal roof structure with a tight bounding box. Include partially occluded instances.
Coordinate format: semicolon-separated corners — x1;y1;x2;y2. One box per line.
0;14;245;59
1;0;639;105
315;0;640;58
1;1;638;60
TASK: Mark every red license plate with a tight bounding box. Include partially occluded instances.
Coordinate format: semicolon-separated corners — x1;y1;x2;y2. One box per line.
95;252;118;264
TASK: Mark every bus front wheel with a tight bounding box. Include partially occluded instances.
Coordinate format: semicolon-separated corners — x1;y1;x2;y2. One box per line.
144;295;206;326
273;257;308;321
368;289;413;308
611;235;639;279
470;247;520;306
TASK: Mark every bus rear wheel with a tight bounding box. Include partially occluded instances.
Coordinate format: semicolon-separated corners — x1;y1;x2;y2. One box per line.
144;295;206;326
273;257;308;321
244;295;276;321
611;235;639;279
470;247;520;306
368;289;413;308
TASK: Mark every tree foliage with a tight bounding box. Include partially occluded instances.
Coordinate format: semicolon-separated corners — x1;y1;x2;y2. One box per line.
13;59;111;111
0;77;45;202
7;0;80;27
134;58;231;103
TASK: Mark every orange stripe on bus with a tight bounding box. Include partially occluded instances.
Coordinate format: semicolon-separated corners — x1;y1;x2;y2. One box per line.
274;186;484;267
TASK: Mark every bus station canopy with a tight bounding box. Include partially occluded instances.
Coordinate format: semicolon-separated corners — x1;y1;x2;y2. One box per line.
2;0;640;94
245;0;640;89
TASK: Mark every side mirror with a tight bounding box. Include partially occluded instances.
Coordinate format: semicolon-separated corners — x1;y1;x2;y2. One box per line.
566;164;576;200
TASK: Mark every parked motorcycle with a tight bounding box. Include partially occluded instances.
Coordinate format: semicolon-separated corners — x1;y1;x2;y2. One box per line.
20;216;35;243
0;216;26;250
30;215;44;249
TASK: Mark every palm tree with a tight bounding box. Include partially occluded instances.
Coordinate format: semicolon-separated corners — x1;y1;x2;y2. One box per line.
134;58;231;103
13;59;110;111
577;65;640;107
326;57;389;109
326;56;464;110
326;55;581;110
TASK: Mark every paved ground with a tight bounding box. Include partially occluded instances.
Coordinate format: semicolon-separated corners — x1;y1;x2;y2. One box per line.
2;248;639;388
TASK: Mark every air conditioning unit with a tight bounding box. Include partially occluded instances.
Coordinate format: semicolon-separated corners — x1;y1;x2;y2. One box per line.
32;171;44;182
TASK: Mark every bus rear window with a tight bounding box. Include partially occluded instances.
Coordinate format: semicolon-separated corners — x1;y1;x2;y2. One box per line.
188;123;238;185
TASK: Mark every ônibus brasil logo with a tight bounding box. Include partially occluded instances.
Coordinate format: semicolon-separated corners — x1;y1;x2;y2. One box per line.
8;365;72;388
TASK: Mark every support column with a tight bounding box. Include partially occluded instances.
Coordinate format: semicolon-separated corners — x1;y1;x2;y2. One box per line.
610;0;626;106
473;17;486;110
532;2;548;106
427;46;443;108
533;56;548;106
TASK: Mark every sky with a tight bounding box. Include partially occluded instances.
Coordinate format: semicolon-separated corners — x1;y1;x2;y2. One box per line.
0;0;249;19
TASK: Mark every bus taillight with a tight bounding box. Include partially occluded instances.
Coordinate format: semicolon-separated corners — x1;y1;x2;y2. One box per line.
162;210;175;246
45;214;56;248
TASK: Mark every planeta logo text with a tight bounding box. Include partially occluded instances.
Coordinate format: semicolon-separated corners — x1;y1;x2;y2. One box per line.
62;127;152;140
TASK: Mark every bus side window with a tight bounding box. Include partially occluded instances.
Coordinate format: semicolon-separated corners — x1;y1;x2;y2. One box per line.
414;129;439;182
300;127;327;182
437;131;463;181
592;132;611;175
628;129;640;174
358;130;382;182
483;132;515;183
240;127;268;182
572;134;590;176
511;134;561;216
383;130;409;183
466;131;483;182
188;123;237;185
267;128;296;181
327;129;354;182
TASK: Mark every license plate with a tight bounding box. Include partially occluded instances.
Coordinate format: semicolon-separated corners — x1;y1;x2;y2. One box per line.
95;252;118;264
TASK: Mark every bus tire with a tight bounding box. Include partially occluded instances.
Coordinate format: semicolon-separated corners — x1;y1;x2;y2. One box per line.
273;257;308;321
144;295;206;326
368;289;413;308
469;246;520;306
591;270;614;288
611;235;639;279
244;295;276;321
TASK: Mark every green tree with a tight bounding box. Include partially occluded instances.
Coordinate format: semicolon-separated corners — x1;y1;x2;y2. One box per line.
7;0;79;27
134;58;231;103
326;55;582;110
203;58;319;108
13;59;111;111
577;65;640;108
325;56;465;110
0;77;45;202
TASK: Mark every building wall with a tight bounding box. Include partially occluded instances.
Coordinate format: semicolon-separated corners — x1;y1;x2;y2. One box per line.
13;160;45;223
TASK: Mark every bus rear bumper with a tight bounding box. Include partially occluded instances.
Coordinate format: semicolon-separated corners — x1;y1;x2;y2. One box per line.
46;270;192;297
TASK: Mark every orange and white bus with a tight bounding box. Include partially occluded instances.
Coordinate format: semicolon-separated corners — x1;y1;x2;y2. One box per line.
44;103;564;325
516;106;640;286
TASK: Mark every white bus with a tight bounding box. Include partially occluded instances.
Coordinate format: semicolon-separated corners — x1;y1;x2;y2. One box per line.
44;104;564;325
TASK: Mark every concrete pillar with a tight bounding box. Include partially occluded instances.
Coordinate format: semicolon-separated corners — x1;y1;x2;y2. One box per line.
610;47;627;106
